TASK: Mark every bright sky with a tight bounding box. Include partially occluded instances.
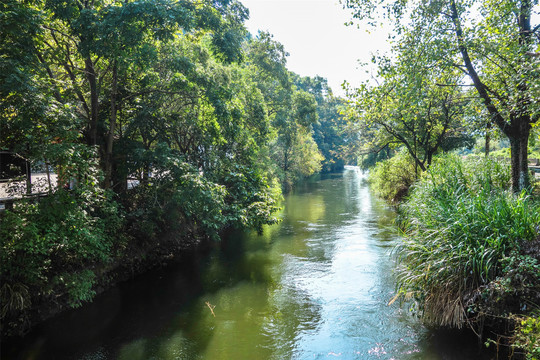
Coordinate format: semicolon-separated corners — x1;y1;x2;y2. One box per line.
240;0;392;97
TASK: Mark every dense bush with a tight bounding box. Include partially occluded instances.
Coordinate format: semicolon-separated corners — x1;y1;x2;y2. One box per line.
0;148;125;334
396;155;540;329
216;163;281;233
0;186;123;322
369;149;417;203
122;145;280;242
0;145;282;334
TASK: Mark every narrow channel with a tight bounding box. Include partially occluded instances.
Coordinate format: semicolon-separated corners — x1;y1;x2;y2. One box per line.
4;167;491;359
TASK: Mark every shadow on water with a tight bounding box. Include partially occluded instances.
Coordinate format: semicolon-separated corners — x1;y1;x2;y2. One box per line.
2;250;212;359
2;167;496;360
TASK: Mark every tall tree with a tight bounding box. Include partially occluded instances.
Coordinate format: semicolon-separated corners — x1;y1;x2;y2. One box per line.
344;0;540;191
245;32;322;189
349;23;472;173
294;75;348;173
18;0;247;188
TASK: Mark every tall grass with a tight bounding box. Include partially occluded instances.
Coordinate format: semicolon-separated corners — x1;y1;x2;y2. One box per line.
396;155;540;328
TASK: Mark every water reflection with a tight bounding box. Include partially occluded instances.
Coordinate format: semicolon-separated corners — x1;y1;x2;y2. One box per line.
3;167;493;360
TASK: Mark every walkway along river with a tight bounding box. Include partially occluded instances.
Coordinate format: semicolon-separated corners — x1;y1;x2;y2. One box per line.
3;167;493;359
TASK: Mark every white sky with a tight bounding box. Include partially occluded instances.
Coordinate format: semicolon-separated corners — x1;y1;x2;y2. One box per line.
240;0;392;96
241;1;539;97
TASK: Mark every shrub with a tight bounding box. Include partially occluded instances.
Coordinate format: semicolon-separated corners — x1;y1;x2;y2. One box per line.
123;154;227;242
0;186;123;319
53;270;97;308
513;315;540;360
369;149;417;203
123;145;280;241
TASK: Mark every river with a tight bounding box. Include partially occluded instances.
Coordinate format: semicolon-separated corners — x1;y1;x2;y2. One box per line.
3;167;492;359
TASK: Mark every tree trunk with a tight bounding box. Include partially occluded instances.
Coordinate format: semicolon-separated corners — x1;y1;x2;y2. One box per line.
509;120;531;192
85;58;99;147
25;160;32;195
519;132;530;190
485;122;491;157
514;1;533;191
104;61;118;189
449;0;532;192
518;119;531;190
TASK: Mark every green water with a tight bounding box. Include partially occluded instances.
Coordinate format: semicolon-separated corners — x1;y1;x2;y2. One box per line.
4;167;490;359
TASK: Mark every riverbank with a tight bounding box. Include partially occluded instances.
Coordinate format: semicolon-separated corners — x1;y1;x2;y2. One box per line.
2;168;494;360
1;222;215;338
369;154;540;358
0;152;282;338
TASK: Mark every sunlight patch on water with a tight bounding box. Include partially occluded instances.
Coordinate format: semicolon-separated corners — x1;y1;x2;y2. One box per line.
2;167;493;360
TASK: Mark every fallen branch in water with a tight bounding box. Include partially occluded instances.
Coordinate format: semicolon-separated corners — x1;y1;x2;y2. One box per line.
205;301;216;317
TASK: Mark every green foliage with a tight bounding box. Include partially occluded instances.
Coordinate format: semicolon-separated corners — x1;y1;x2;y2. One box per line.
121;144;225;241
245;33;326;190
513;316;540;360
54;270;97;308
396;155;540;328
473;250;540;334
0;146;123;319
369;149;416;203
360;146;393;169
295;75;349;173
0;187;122;312
217;164;281;233
0;0;347;335
349;44;470;173
344;0;540;191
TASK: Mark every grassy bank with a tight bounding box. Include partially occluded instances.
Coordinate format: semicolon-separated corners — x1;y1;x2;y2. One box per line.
371;155;540;358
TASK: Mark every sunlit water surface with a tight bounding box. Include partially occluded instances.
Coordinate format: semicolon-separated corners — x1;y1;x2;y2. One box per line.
3;167;492;359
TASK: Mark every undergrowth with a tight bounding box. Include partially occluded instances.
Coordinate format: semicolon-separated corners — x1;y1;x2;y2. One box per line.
395;154;540;346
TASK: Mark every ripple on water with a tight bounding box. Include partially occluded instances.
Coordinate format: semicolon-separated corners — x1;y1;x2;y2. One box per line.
1;167;494;360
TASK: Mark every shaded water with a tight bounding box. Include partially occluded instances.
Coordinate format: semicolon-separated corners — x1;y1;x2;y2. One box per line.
3;167;492;359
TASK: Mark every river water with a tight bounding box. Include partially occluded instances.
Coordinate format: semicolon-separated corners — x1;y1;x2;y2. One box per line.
3;167;492;360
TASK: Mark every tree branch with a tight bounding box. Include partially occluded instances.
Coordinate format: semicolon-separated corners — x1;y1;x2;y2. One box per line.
449;0;510;137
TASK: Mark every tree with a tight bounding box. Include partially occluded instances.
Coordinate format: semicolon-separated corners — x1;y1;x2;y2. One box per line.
344;0;540;191
349;27;471;174
245;33;322;189
1;1;287;332
294;75;349;172
17;0;248;188
272;90;322;187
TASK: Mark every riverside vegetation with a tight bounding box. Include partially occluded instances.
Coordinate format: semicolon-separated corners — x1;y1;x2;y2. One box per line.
0;0;349;336
345;0;539;357
369;154;540;358
2;0;540;358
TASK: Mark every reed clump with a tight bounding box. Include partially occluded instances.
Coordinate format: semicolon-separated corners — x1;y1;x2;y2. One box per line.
396;155;540;336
